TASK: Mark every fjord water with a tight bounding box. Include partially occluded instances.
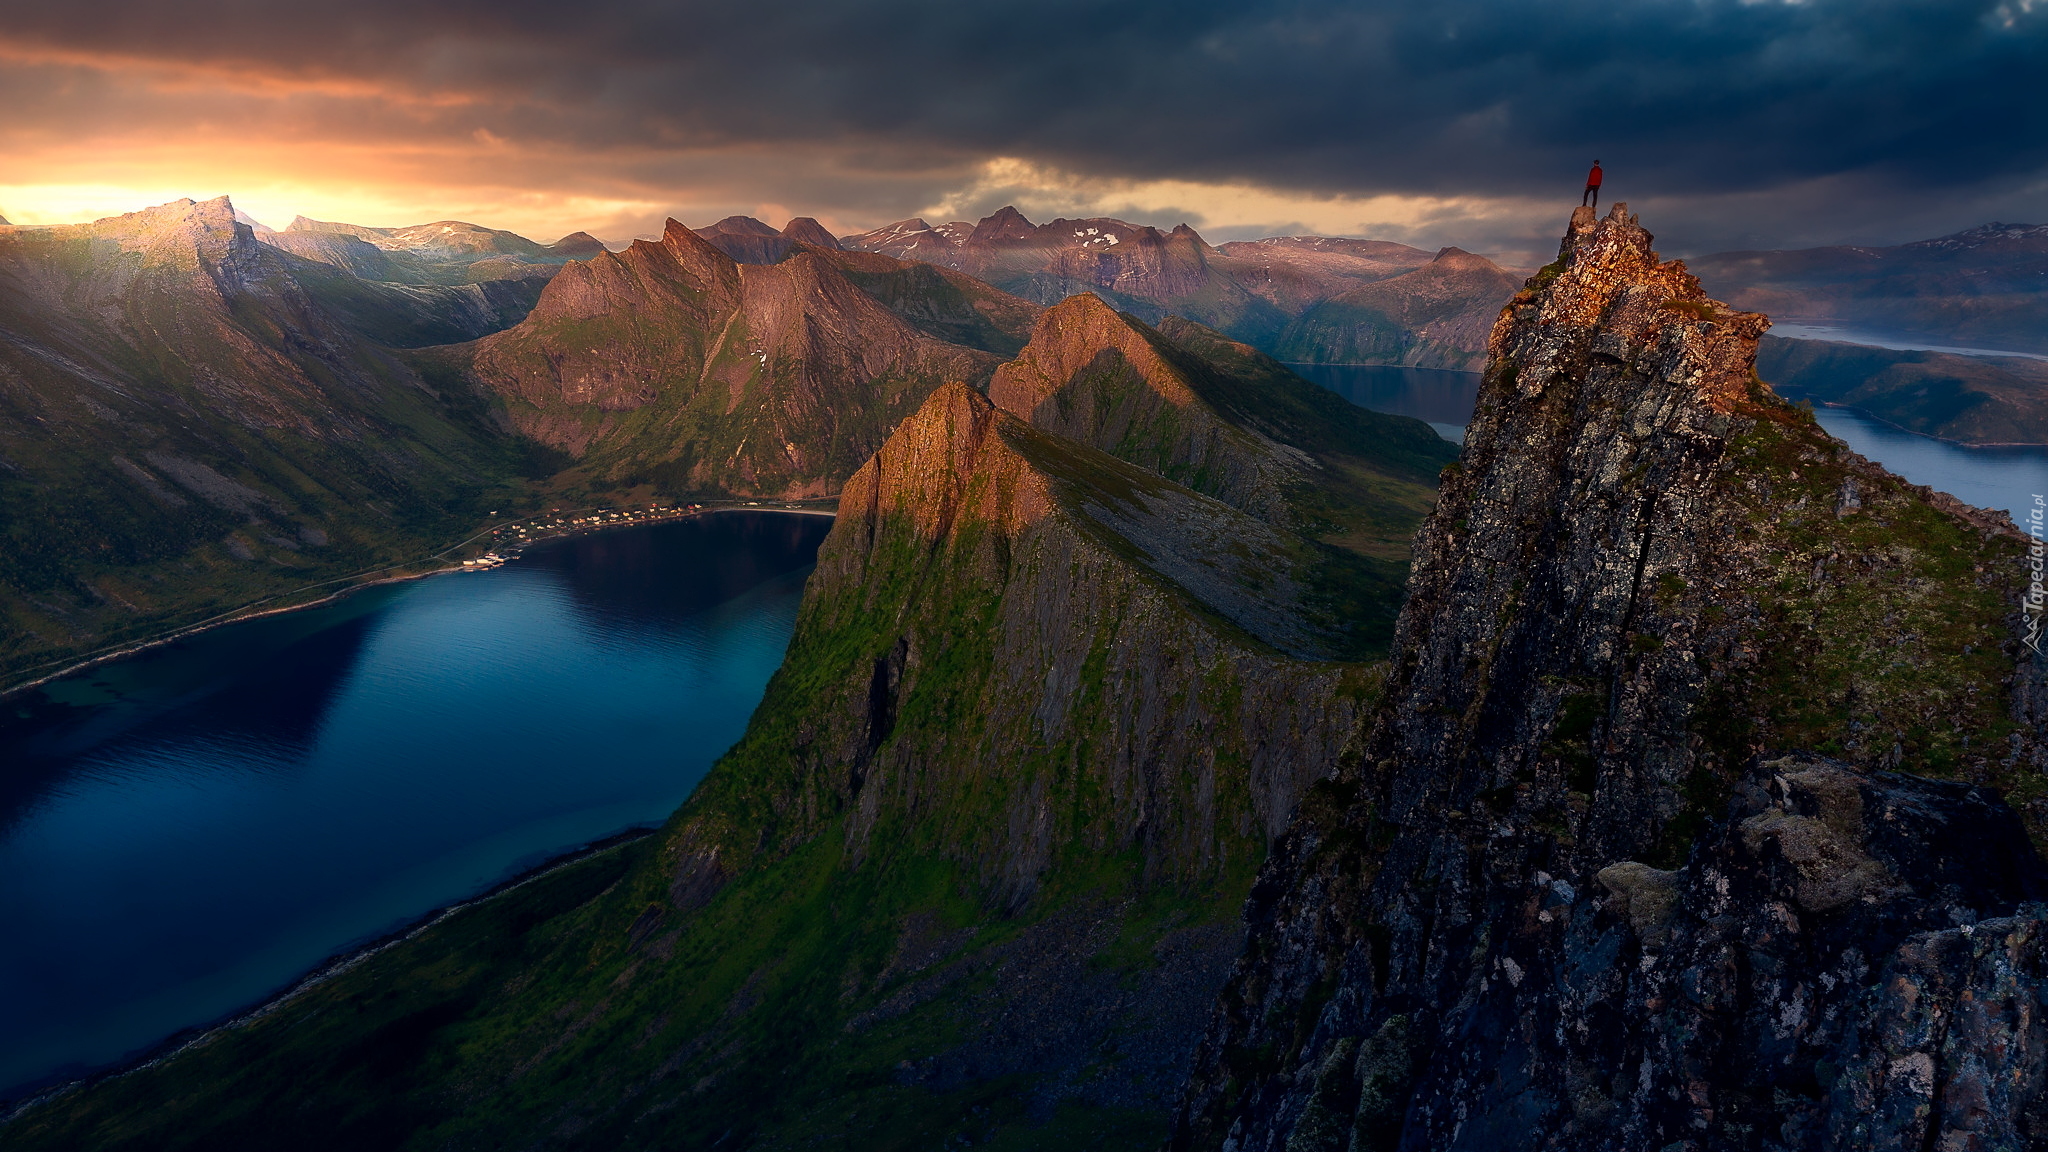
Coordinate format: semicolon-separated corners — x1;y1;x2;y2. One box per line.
1290;363;1478;444
0;511;831;1097
1298;363;2048;528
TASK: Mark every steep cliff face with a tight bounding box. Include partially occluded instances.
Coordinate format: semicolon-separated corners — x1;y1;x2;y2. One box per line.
459;220;1001;496
0;196;525;679
1175;205;2048;1152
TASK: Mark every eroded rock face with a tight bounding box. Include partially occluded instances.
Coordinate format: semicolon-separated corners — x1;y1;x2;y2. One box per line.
1173;205;2048;1152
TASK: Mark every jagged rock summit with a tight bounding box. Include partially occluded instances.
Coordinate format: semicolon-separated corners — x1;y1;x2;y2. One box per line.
1173;204;2048;1152
458;216;1001;494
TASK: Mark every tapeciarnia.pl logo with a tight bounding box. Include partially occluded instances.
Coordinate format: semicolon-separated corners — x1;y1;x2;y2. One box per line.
2028;494;2046;655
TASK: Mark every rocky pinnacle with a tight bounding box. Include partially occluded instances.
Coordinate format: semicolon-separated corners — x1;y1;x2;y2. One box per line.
1173;205;2048;1152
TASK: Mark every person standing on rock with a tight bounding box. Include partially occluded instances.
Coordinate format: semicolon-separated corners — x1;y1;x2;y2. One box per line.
1582;161;1604;208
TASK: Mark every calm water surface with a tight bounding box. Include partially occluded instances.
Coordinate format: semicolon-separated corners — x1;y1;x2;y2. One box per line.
1296;362;2048;526
0;512;830;1097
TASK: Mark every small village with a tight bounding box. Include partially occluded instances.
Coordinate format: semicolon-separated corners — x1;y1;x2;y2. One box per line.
455;499;834;570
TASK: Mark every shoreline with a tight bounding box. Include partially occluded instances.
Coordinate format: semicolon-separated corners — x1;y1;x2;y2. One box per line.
0;826;659;1123
0;504;836;701
1803;397;2048;450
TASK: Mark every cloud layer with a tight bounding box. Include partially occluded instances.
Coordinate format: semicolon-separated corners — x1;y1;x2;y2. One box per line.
1;0;2042;254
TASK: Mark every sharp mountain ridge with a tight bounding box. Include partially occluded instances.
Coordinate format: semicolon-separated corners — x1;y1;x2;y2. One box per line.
453;218;1027;498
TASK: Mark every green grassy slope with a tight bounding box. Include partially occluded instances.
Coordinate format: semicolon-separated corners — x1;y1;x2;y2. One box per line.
0;199;544;684
3;373;1421;1150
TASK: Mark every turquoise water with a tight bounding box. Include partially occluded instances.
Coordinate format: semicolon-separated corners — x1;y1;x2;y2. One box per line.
0;511;830;1098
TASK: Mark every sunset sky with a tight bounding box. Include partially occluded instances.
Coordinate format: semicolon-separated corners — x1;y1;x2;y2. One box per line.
1;0;2042;260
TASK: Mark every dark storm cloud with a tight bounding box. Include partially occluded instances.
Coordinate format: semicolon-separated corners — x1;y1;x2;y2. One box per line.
2;0;2043;244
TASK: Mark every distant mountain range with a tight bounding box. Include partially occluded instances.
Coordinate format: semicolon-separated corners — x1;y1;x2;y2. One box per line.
1756;336;2048;444
7;192;2048;682
1694;221;2048;356
842;206;1522;368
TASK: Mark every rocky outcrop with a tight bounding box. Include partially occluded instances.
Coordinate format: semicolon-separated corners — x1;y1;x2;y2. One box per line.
1174;205;2048;1152
461;219;1000;495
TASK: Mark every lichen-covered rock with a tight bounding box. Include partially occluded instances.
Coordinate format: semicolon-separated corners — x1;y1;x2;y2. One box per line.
1174;205;2048;1152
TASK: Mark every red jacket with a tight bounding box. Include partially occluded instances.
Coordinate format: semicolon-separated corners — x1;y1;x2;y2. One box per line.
1586;165;1604;186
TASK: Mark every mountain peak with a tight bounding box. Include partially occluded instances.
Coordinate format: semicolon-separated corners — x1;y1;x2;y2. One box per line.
990;293;1302;519
779;217;842;250
703;215;780;237
967;206;1038;245
1515;202;1766;410
992;293;1198;415
542;231;606;258
844;381;1051;539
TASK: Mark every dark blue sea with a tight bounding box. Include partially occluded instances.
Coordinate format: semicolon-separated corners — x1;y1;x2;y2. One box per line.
0;511;830;1098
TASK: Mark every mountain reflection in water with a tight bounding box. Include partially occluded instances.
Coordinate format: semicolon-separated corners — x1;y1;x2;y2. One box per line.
0;511;829;1099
